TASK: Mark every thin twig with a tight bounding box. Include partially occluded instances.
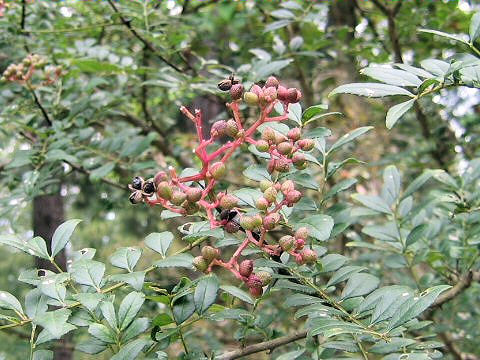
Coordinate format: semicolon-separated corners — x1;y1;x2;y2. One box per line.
216;330;308;360
107;0;183;73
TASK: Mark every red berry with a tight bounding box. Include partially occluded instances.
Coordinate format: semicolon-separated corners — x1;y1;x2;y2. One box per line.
230;83;244;100
249;286;263;298
287;128;301;142
295;227;309;240
295;238;305;250
297;138;315;151
286;190;302;205
301;249;318;264
265;76;279;89
247;274;263;289
277;85;288;101
261;127;276;143
153;171;168;186
275;158;290;173
292;153;306;168
263;212;280;230
225;221;240;233
280;180;295;195
210;120;228;138
239;260;253;277
286;88;299;103
277;141;293;155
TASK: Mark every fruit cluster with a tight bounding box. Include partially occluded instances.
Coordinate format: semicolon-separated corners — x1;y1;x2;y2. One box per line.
128;75;318;297
1;54;63;85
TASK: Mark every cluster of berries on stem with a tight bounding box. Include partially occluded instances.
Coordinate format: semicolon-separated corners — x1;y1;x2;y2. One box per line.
128;75;318;297
1;54;63;85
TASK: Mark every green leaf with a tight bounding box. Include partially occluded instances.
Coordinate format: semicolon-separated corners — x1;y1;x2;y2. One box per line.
394;63;434;78
387;285;451;330
220;285;254;305
320;254;348;272
369;338;416;354
122;317;150;342
470;12;480;42
294;215;334;241
254;59;293;79
45;149;77;164
111;339;152;360
32;350;53;360
194;276;219;314
100;301;117;330
34;308;73;338
72;59;124;73
382;165;401;205
27;237;51;260
88;323;116;344
327;266;367;287
362;222;400;242
153;313;174;327
110;272;145;292
172;293;195;324
419;28;469;45
302;104;328;121
330;83;413;98
402;170;435;199
271;9;295;19
118;292;145;331
283;294;323;307
51;219;82;257
341;273;380;300
35;323;76;346
145;232;174;258
0;291;24;315
304;127;332;139
361;67;422;87
154;253;194;269
73;293;105;312
406;224;428;247
420;59;450;76
324;178;357;201
352;194;392;214
70;259;105;290
288;102;302;126
89;162;115;181
328;126;373;153
386;99;415;129
243;165;271;182
233;188;263;208
25;289;48;319
276;349;305;360
109;247;142;272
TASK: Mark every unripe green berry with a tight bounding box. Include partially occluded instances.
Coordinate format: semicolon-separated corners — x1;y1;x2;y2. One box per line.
201;246;220;263
259;180;273;192
255;140;269;152
274;132;287;145
171;190;187;206
157;181;173;200
256;271;272;286
193;256;209;272
183;201;200;215
244;91;259;106
240;215;257;231
263;187;277;203
252;214;263;228
186;187;202;202
209;162;226;180
225;119;239;137
279;235;295;251
239;260;253;277
219;194;239;210
301;249;318;264
255;197;269;211
277;141;293;155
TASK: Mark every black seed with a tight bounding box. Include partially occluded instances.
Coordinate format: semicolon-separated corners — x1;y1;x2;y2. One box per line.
132;176;143;190
218;79;232;91
143;181;155;195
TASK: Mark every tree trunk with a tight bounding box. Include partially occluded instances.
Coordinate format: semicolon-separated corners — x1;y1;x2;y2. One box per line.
33;194;73;360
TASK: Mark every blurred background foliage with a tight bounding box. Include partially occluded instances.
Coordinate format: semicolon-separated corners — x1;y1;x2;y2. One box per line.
0;0;479;358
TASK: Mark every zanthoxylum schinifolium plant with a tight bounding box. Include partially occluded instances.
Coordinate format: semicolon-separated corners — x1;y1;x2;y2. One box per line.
0;73;451;359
